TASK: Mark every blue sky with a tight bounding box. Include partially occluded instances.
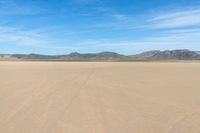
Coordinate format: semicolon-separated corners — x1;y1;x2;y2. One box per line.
0;0;200;55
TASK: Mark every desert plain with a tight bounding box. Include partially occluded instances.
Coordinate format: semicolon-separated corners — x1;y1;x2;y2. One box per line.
0;62;200;133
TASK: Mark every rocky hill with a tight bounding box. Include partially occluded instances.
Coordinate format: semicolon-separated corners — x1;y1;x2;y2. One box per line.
0;50;200;61
149;50;200;60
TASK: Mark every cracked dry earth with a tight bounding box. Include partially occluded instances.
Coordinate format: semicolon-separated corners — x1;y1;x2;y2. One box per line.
0;62;200;133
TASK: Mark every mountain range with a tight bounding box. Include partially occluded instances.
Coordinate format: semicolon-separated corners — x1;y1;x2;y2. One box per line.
0;50;200;61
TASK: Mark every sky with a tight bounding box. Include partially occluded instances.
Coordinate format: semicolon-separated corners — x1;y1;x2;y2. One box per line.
0;0;200;55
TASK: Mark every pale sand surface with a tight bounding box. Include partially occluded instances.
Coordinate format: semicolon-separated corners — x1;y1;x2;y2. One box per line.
0;62;200;133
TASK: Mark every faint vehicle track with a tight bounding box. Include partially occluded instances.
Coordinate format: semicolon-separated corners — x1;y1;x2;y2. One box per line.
166;111;200;133
0;72;82;130
43;66;96;133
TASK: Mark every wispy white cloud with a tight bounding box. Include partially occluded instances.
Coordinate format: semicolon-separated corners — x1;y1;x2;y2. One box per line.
0;26;87;53
68;28;200;54
0;1;199;54
111;14;129;21
0;24;199;54
86;13;141;30
166;28;200;34
0;26;50;47
148;9;200;29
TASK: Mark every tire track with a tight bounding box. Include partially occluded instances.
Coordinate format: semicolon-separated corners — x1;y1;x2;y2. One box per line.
43;66;95;133
0;72;81;130
165;110;200;133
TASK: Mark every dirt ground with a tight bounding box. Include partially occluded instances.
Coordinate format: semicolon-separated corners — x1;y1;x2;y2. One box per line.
0;62;200;133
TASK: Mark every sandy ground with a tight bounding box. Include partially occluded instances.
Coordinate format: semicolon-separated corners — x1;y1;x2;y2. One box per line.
0;62;200;133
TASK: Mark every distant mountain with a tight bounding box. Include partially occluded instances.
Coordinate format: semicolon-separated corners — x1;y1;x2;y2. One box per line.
0;54;13;60
0;52;127;61
151;50;200;60
10;54;59;59
65;52;127;60
131;50;161;58
0;50;200;61
132;49;200;60
195;51;200;55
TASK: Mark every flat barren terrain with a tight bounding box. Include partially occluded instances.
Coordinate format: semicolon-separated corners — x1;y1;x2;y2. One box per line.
0;62;200;133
